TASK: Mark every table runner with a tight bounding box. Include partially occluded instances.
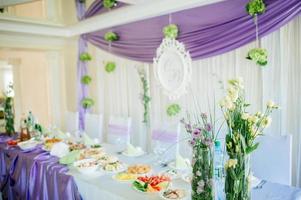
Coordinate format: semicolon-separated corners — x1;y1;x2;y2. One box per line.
0;135;82;200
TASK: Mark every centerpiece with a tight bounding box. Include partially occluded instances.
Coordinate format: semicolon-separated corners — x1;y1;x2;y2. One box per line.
220;78;278;200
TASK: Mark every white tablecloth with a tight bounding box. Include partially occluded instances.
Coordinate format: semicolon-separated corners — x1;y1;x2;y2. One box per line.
69;144;301;200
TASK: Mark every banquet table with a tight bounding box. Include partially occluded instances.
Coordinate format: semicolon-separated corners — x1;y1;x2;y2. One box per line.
1;136;301;200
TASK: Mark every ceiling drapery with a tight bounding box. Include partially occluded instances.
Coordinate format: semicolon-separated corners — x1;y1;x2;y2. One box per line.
81;0;301;63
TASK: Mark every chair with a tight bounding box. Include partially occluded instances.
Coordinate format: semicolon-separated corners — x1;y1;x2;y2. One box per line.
107;116;132;148
85;113;104;142
251;135;292;185
151;122;181;161
65;111;79;134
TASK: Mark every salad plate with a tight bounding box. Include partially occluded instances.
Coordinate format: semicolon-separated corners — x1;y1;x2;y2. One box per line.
132;175;171;194
160;188;187;200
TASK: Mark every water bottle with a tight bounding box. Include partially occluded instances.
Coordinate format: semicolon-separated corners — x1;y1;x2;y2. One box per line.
214;140;224;200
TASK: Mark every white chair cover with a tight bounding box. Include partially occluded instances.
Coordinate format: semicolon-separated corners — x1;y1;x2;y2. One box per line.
251;135;292;185
85;113;104;142
107;116;132;148
65;111;79;134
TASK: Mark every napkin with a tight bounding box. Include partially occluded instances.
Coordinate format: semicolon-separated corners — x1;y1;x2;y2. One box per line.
50;142;70;158
82;133;95;146
124;143;144;155
59;150;81;165
176;153;190;169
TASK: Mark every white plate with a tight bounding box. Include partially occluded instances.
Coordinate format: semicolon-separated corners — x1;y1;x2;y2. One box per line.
74;158;99;175
102;163;127;174
18;140;39;150
159;188;187;200
160;169;180;180
122;150;145;157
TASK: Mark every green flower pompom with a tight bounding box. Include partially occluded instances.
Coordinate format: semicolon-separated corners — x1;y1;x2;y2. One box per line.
105;62;116;73
246;0;266;16
81;75;92;85
166;104;181;117
79;52;92;62
103;0;116;9
246;48;268;66
104;32;119;42
163;24;179;39
81;98;94;109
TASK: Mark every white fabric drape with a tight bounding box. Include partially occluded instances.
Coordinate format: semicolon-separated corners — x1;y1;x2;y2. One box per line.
94;16;301;186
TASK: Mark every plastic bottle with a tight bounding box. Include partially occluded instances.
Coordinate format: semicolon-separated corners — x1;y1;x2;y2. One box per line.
214;140;224;200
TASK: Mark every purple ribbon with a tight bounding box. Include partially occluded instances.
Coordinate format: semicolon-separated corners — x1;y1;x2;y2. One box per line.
152;130;178;143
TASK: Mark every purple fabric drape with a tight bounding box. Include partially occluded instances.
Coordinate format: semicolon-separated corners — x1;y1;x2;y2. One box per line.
0;136;81;200
82;0;301;63
76;1;88;131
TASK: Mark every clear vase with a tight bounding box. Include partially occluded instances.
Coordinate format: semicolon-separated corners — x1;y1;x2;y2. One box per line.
225;154;251;200
192;146;215;200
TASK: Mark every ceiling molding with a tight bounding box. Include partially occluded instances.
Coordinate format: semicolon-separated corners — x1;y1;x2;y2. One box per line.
0;0;39;7
0;0;223;37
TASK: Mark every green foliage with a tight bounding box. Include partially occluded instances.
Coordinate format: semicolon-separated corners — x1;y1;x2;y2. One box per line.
104;32;119;42
246;0;266;16
81;97;94;109
4;97;15;135
246;48;268;66
103;0;116;9
138;69;151;124
163;24;179;39
105;62;116;73
79;52;92;62
81;75;92;85
166;104;181;117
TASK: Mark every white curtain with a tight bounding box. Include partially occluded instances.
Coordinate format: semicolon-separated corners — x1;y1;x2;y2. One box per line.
94;16;301;186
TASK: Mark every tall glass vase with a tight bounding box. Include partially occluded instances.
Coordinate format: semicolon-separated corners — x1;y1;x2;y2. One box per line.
225;154;251;200
191;145;214;200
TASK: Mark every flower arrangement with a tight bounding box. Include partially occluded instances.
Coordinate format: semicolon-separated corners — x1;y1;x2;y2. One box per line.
220;77;278;200
104;32;119;42
246;0;266;16
246;48;268;66
105;62;116;73
81;97;95;109
79;52;92;62
181;111;223;200
166;104;181;117
163;24;179;39
103;0;116;9
81;75;92;85
4;97;15;136
137;68;151;124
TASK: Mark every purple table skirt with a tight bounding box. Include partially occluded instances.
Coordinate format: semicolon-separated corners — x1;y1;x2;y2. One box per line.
0;135;82;200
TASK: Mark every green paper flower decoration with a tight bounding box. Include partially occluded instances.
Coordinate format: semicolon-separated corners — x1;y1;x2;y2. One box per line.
103;0;116;9
81;75;92;85
167;104;181;117
81;98;95;109
246;0;266;16
79;52;92;62
104;32;119;42
105;62;116;73
246;48;268;66
163;24;179;39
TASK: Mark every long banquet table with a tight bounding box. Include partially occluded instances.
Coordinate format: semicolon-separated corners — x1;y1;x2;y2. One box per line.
1;136;301;200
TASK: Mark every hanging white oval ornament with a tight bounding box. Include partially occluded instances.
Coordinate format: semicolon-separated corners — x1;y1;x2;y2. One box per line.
153;38;192;100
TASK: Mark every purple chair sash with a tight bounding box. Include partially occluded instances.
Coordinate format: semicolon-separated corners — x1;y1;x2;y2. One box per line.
152;130;178;143
108;124;129;136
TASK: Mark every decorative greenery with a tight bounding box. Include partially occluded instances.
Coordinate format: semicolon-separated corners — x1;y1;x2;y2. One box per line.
246;0;266;16
79;52;92;62
105;62;116;73
137;69;151;124
104;32;119;42
78;0;85;4
182;113;216;200
246;48;268;66
4;97;15;136
163;24;179;39
220;78;278;200
81;75;92;85
166;104;181;117
81;97;95;109
103;0;116;9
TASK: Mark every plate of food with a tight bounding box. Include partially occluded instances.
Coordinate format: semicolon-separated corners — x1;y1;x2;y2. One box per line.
102;161;126;173
112;172;137;182
7;139;19;146
97;155;118;165
127;164;151;175
160;188;187;200
132;175;171;193
74;158;99;175
18;140;39;150
43;138;62;151
79;148;105;160
68;142;86;151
